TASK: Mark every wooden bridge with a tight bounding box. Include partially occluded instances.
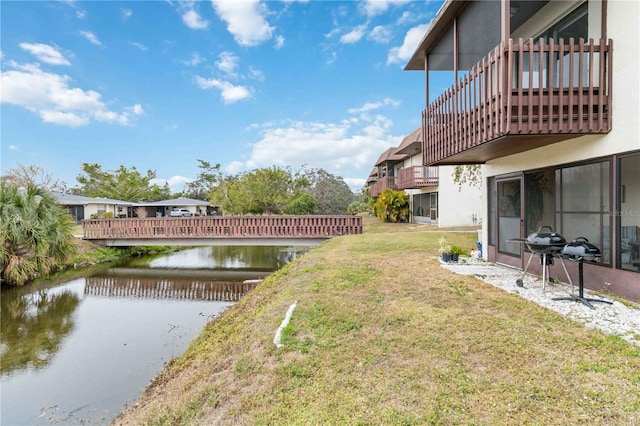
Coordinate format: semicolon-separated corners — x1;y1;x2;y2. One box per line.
82;215;363;247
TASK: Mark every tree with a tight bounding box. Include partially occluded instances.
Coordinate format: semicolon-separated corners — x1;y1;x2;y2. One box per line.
452;165;482;190
372;188;409;223
242;166;300;214
0;184;76;286
347;186;372;215
75;163;170;202
207;165;317;215
181;160;221;200
209;174;246;215
0;164;67;192
287;193;317;215
1;289;80;375
299;167;356;214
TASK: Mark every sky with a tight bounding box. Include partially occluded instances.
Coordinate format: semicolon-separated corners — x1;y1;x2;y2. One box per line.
1;0;447;194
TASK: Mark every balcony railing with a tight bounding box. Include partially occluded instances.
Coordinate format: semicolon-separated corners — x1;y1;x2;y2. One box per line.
397;166;439;189
370;176;398;197
423;38;613;165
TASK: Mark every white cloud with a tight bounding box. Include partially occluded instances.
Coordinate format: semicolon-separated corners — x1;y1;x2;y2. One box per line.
211;0;274;46
193;76;253;103
9;144;19;151
224;161;244;174
79;30;102;46
344;177;366;190
340;25;367;44
387;24;428;65
62;1;86;19
274;35;285;49
19;43;70;66
182;9;209;29
248;66;265;81
129;41;148;51
368;25;393;44
326;51;337;65
215;51;239;76
0;62;143;127
122;8;133;20
245;113;401;186
239;99;408;190
183;52;204;66
151;176;192;192
362;0;411;17
128;104;144;115
347;97;400;114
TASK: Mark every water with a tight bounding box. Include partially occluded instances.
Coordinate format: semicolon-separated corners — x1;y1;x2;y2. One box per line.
0;246;308;425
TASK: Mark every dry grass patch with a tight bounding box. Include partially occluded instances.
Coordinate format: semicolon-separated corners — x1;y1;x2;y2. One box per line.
113;218;640;426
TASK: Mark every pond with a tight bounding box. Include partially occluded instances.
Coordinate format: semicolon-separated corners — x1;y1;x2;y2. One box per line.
0;245;309;425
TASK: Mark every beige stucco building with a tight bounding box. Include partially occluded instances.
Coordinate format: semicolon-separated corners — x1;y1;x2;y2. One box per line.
405;0;639;300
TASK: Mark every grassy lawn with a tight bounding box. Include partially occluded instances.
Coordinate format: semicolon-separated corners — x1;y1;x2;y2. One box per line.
114;216;640;425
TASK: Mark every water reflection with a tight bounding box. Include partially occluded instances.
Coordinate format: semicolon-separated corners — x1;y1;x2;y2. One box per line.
85;277;258;301
0;288;80;377
0;245;308;424
145;246;309;270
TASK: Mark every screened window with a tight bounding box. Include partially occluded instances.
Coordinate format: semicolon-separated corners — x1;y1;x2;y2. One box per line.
619;153;640;272
555;160;611;264
413;192;438;221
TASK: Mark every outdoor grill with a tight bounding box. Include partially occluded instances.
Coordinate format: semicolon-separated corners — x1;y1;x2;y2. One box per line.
514;226;568;289
524;225;567;254
553;237;612;309
560;237;601;261
511;228;613;309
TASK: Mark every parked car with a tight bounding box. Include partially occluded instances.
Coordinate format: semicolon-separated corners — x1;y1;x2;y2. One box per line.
170;208;193;217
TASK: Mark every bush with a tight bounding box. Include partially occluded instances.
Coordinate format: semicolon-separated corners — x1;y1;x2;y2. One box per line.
371;189;409;223
346;201;369;215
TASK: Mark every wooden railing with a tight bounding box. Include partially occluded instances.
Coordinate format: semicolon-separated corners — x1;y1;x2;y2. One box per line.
370;176;398;197
397;166;439;189
423;38;612;165
82;215;362;240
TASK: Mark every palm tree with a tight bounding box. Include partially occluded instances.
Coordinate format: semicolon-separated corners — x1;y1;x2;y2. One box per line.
0;184;76;286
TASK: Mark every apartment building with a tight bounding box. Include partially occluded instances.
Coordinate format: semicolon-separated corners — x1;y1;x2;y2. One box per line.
405;0;639;300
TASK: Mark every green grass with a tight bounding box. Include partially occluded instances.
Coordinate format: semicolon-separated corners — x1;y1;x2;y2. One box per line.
113;216;640;426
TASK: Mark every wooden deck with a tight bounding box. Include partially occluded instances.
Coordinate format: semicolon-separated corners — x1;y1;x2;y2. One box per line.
82;215;363;246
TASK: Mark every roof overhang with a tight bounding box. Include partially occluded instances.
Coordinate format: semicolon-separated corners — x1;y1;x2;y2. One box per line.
395;128;423;157
404;0;468;71
426;134;584;166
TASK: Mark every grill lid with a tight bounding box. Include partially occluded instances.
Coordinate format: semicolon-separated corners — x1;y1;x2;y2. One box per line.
561;237;601;259
526;225;567;246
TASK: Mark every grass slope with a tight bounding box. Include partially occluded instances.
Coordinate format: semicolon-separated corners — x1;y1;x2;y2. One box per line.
113;217;640;425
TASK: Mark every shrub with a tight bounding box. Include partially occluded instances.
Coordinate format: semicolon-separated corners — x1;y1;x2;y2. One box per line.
372;188;409;223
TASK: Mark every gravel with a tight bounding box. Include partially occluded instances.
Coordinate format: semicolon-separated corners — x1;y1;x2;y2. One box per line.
440;258;640;347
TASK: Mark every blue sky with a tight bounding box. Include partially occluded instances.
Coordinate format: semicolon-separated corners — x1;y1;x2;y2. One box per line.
1;0;445;193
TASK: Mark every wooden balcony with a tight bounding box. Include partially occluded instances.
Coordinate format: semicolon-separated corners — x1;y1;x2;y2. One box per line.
397;166;439;189
370;176;398;197
423;38;613;165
